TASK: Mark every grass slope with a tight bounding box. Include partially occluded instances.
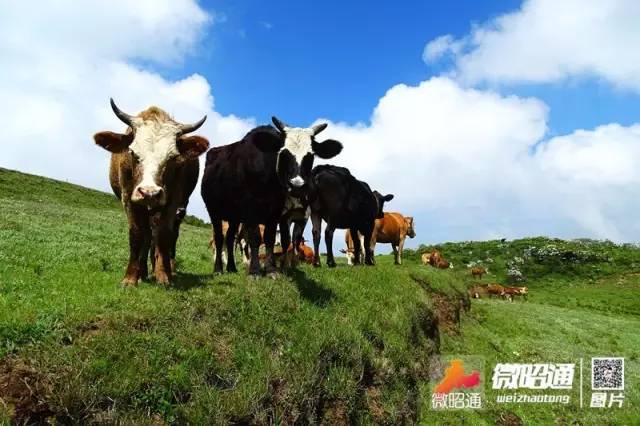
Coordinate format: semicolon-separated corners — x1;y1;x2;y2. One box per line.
1;167;638;425
0;168;451;424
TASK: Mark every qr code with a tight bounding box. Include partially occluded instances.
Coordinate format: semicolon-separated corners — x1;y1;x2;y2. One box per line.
592;357;624;390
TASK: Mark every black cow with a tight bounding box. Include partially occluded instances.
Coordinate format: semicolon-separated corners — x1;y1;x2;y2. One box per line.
201;117;342;276
308;165;394;267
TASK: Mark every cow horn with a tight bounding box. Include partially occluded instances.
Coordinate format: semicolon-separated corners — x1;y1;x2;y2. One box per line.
110;98;134;127
179;115;207;135
311;123;328;135
272;116;289;132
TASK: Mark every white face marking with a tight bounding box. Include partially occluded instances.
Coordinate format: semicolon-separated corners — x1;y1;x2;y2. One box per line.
281;127;314;163
290;176;305;187
129;119;181;202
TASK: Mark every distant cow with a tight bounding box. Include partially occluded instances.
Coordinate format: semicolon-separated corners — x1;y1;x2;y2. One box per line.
503;286;528;301
470;266;487;279
290;242;314;264
341;232;364;265
486;284;506;298
94;99;209;285
201;117;342;276
468;285;488;299
308;165;393;267
422;250;452;269
343;213;415;265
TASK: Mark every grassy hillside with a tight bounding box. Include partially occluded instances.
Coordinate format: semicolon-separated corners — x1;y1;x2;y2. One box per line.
1;167;639;425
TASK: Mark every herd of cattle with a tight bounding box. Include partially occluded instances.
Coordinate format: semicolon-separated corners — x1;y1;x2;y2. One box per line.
92;99;532;303
94;100;418;284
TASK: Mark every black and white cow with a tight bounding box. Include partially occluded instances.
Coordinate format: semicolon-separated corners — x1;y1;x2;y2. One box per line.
200;117;342;277
307;165;394;267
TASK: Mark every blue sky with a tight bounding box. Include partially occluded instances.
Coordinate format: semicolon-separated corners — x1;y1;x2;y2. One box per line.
161;0;640;137
3;0;640;247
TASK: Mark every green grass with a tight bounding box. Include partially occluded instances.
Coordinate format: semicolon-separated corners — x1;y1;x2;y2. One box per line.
1;167;638;425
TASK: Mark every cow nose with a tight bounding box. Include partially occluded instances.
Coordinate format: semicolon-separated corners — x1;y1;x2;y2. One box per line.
137;186;163;201
289;176;305;188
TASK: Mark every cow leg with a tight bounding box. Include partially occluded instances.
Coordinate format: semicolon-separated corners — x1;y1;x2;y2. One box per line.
325;224;336;267
392;244;399;265
170;217;182;272
263;222;278;276
311;213;322;267
122;204;149;286
138;227;151;282
226;221;239;273
212;220;224;274
350;228;361;266
292;219;306;267
247;224;262;277
363;225;375;266
152;216;173;285
279;218;293;271
397;235;406;265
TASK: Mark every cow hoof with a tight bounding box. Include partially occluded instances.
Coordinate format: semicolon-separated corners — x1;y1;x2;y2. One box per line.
268;272;279;280
327;261;337;268
121;278;138;287
249;273;261;280
313;262;321;268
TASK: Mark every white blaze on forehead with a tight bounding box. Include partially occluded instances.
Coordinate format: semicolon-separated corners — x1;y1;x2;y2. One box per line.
130;119;181;188
281;127;314;163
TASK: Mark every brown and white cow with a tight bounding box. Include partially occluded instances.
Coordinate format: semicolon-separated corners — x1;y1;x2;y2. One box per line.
503;286;528;301
342;212;415;265
470;266;487;279
94;99;209;285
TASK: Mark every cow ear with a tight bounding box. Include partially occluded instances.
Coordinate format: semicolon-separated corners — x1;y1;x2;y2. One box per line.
94;131;133;152
178;135;210;159
383;194;394;202
252;128;284;152
313;139;343;159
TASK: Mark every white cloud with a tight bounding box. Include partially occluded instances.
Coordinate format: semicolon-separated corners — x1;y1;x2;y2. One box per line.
2;0;640;252
424;0;640;90
0;0;254;222
315;77;640;244
422;35;463;63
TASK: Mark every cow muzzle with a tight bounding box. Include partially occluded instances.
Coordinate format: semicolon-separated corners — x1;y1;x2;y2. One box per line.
133;185;165;206
289;176;305;188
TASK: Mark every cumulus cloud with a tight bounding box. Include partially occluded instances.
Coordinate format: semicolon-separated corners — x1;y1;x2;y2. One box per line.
424;0;640;90
0;0;254;221
316;77;640;243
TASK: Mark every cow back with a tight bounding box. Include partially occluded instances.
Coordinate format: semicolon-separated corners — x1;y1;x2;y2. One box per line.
201;126;286;223
309;165;377;228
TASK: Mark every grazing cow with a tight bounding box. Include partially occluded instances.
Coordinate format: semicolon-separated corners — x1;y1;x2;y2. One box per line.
468;285;488;299
486;284;506;298
340;232;364;266
470;266;487;279
503;286;528;301
436;259;451;269
428;250;443;266
94;99;209;285
289;241;314;264
342;213;416;265
308;165;393;267
201;117;342;276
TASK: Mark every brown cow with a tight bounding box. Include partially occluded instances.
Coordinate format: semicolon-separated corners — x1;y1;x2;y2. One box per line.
486;284;506;298
94;99;209;285
503;286;529;301
342;213;416;265
470;266;487;279
291;242;314;264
